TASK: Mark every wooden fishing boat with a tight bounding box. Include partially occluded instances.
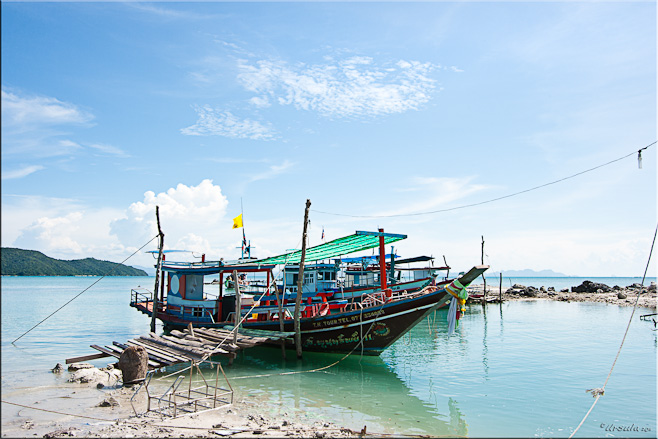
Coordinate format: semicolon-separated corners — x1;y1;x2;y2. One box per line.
240;266;486;355
131;230;488;355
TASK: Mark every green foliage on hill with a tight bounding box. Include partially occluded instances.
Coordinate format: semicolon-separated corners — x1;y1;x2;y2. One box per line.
1;248;148;276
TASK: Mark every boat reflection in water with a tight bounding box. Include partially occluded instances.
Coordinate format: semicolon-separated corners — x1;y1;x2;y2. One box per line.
192;344;469;437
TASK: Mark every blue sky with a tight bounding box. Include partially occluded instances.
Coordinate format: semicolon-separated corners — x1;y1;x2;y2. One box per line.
1;1;656;276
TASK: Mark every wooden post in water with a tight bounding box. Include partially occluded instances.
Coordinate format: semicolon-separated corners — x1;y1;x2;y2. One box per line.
294;199;311;359
233;270;241;345
276;268;286;359
499;272;503;303
151;206;165;333
481;235;486;306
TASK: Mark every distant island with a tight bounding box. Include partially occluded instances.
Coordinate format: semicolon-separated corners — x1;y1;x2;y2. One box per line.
1;247;148;276
487;269;568;277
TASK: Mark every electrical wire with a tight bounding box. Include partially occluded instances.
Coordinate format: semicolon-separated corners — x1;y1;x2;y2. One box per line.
311;142;656;219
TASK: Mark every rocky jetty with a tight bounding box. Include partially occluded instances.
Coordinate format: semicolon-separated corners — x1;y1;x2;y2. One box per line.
469;281;656;308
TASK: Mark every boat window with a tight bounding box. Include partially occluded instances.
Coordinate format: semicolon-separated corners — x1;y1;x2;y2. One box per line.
287;273;299;286
318;271;336;281
304;272;314;284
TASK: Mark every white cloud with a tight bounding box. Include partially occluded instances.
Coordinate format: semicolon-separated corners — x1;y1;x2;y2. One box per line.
1;88;93;130
88;143;130;157
16;212;86;254
236;56;438;119
248;160;295;182
2;165;45;180
126;3;223;20
181;106;277;140
8;200;124;260
109;179;230;255
375;176;491;217
3;181;237;266
249;96;271;108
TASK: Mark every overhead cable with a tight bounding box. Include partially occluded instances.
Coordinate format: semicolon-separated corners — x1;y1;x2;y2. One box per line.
311;141;656;219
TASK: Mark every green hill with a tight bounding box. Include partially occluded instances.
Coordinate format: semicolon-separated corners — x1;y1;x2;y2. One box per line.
1;248;148;276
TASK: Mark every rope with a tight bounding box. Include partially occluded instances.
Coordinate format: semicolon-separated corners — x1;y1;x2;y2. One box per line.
311;142;656;219
227;297;390;381
568;222;657;438
11;235;160;344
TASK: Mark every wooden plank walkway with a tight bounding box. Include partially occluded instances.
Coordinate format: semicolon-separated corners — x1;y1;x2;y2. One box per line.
66;326;293;369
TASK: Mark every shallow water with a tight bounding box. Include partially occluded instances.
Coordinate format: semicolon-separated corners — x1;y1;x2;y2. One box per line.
1;276;656;437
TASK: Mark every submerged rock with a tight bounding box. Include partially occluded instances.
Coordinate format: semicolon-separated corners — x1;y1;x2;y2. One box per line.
52;363;65;373
68;362;94;372
96;396;120;407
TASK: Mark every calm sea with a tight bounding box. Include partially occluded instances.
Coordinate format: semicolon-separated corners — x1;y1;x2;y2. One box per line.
1;276;656;437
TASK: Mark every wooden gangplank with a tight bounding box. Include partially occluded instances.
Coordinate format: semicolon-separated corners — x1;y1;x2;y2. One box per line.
66;326;293;369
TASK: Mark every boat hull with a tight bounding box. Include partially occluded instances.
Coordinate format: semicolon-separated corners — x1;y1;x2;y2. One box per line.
134;286;449;355
245;287;448;355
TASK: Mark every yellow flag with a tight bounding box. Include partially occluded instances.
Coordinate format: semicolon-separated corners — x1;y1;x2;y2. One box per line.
232;214;243;229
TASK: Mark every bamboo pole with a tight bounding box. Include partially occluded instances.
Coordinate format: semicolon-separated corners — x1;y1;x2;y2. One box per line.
276;268;286;359
233;270;241;345
481;235;486;306
151;206;164;333
294;199;311;359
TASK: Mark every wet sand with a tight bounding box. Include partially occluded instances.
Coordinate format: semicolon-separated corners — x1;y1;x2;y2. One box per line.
3;379;359;438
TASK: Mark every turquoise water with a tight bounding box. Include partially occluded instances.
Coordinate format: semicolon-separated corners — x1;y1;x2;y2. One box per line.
1;276;656;437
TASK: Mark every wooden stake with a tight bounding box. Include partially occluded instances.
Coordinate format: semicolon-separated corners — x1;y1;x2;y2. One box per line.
294;199;311;359
233;270;241;345
276;268;286;359
151;206;165;333
481;235;486;306
499;272;503;303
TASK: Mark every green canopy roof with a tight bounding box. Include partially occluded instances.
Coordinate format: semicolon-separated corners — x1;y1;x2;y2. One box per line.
249;230;407;265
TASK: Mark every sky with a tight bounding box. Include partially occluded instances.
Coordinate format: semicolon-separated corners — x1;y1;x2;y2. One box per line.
1;1;656;277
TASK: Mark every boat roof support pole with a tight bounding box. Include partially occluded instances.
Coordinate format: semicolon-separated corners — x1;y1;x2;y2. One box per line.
151;206;164;333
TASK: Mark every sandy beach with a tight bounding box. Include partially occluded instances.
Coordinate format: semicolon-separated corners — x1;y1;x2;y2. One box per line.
3;374;360;439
